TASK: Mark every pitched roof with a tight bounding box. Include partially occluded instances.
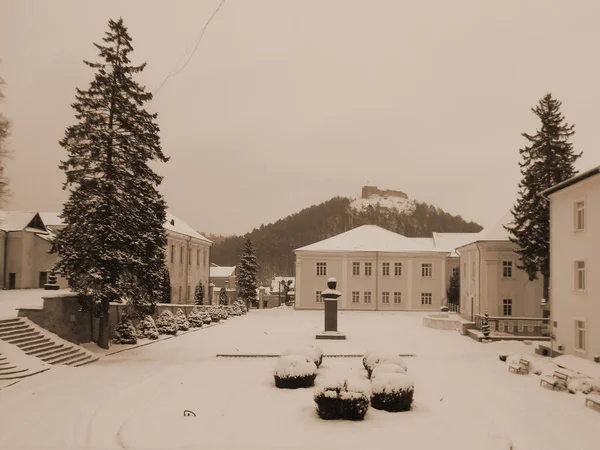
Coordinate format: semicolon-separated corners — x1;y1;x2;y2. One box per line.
295;225;448;253
0;211;46;232
210;266;236;277
542;166;600;197
456;211;514;249
38;212;64;227
432;232;480;257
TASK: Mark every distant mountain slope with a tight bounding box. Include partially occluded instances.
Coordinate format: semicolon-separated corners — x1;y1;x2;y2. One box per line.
210;195;482;283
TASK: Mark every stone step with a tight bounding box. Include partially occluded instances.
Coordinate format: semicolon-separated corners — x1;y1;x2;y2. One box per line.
70;354;97;367
0;365;17;371
0;323;29;333
0;326;32;338
0;367;28;376
53;351;89;366
0;318;22;326
43;348;81;365
0;360;12;366
30;344;65;358
3;331;41;345
18;339;53;352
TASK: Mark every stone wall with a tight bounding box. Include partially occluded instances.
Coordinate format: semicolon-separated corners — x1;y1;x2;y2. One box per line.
361;186;408;200
422;312;461;331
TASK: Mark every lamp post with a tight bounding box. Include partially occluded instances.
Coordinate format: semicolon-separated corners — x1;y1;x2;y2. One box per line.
315;277;346;340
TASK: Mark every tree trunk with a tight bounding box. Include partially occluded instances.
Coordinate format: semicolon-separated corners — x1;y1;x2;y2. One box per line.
543;274;550;303
97;299;110;349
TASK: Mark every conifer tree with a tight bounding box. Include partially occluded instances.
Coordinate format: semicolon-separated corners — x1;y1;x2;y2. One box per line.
237;236;258;311
447;269;459;305
504;94;581;302
0;73;11;205
482;313;490;338
160;267;171;304
219;286;228;305
194;281;204;305
52;18;169;349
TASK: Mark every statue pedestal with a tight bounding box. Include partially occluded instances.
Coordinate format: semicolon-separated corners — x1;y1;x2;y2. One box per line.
316;299;346;340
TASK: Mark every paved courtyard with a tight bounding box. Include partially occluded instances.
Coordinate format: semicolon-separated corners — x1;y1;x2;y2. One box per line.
0;308;598;450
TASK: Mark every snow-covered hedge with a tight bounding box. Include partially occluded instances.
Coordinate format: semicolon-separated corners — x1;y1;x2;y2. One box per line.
235;301;247;314
363;352;408;378
200;310;212;324
314;379;370;420
371;363;406;379
217;306;229;320
187;308;204;328
137;315;159;340
113;318;138;344
274;355;317;389
156;310;178;335
282;345;323;368
175;309;190;331
370;372;414;412
206;306;220;322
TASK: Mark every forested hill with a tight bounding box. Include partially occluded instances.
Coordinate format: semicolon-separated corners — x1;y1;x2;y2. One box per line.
207;196;482;283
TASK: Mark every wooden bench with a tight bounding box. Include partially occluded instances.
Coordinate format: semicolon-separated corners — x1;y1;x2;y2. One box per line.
540;370;569;391
508;358;530;375
585;392;600;409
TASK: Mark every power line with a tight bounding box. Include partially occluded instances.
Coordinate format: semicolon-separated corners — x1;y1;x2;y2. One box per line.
153;0;227;96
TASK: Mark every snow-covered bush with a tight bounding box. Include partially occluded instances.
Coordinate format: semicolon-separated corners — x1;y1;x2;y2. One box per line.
175;309;190;331
218;306;229;320
371;363;406;379
206;306;220;322
314;379;370;420
232;305;242;316
113;318;138;344
137;315;159;340
282;345;323;368
200;310;212;324
273;355;317;389
370;372;414;412
235;301;247;314
363;352;408;378
156;310;178;335
187;308;204;328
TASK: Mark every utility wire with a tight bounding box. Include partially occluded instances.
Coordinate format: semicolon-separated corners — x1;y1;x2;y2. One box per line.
153;0;227;96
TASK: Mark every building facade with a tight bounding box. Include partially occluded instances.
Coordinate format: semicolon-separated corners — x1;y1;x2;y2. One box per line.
544;166;600;361
456;212;543;322
294;225;475;311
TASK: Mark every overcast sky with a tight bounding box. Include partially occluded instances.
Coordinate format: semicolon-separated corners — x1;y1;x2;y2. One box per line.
1;0;599;235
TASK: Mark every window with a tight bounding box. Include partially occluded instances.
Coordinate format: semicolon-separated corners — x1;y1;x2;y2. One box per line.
576;320;586;351
316;262;327;276
364;291;372;303
394;262;402;276
421;293;432;305
382;262;390;276
204;250;208;267
394;292;402;304
178;286;182;301
575;261;586;291
452;267;459;279
180;246;184;264
575;201;585;231
187;285;190;300
316;291;323;303
463;263;466;279
382;292;390;303
170;244;175;263
352;262;360;276
197;249;200;266
471;262;475;280
365;262;372;276
188;248;192;265
502;261;513;278
421;263;432;278
352;291;360;303
503;298;512;316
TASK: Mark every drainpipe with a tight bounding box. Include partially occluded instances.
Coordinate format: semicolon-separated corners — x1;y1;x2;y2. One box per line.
475;241;482;317
375;251;379;311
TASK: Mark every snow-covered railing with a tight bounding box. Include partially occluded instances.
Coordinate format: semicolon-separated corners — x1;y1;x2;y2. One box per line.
474;314;550;337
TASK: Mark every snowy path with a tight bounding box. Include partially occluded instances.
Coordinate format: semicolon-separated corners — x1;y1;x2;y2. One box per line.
0;309;598;449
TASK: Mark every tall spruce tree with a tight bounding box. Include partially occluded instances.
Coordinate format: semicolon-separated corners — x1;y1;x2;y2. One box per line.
194;281;204;305
505;94;581;302
160;267;171;304
53;18;169;349
0;73;11;205
237;237;258;311
447;269;459;305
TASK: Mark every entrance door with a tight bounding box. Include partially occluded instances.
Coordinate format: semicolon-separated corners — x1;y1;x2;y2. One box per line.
8;273;16;289
39;271;48;288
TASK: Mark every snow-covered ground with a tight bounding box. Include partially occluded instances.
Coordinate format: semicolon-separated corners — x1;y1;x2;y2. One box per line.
0;308;598;450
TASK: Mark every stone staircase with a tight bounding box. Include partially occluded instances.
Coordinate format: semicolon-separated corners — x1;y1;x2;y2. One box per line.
0;317;98;376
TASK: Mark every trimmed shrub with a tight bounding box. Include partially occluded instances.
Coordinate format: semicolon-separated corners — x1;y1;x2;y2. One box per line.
137;315;159;340
207;307;220;322
187;308;204;328
200;310;212;324
364;352;408;378
370;373;414;412
175;309;190;331
156;310;178;335
282;345;323;368
273;355;317;389
218;306;229;320
113;318;138;344
235;301;247;314
314;379;370;420
371;363;406;379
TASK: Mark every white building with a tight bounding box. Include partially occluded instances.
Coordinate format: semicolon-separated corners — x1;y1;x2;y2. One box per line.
294;225;476;311
456;212;543;322
543;166;600;361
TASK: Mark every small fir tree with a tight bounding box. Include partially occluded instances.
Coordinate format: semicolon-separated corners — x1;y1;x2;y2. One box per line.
504;94;581;302
175;309;190;331
482;313;490;338
194;281;204;305
447;269;460;305
137;315;159;340
187;308;204;328
237;237;258;311
156;310;178;335
113;317;138;344
51;18;169;349
160;267;171;304
219;287;228;305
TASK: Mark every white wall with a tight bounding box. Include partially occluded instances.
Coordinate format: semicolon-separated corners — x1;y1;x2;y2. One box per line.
549;174;600;361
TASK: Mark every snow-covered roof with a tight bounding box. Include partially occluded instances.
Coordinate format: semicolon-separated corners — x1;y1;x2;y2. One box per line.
432;232;480;257
210;266;236;278
0;211;46;232
543;165;600;197
38;212;64;228
411;237;434;248
456;211;514;250
295;225;448;253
